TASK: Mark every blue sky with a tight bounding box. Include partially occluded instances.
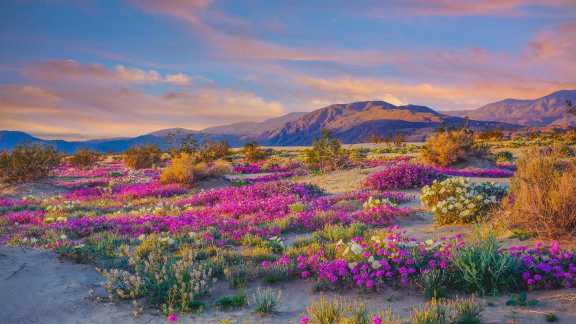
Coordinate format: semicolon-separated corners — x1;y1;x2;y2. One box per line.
1;0;575;139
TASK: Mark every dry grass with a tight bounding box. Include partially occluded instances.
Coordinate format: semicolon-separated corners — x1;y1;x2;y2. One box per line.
160;153;230;186
501;148;576;238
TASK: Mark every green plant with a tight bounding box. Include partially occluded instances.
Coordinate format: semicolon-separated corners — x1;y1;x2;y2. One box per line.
216;292;247;310
69;148;100;169
123;145;162;169
252;287;281;314
304;129;347;173
305;296;346;324
451;233;520;296
448;297;483;324
421;178;507;225
0;144;60;183
225;262;249;289
505;292;539;307
544;313;559;322
417;269;450;299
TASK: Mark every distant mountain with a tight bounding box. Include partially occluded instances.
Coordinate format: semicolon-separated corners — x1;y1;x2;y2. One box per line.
202;112;307;136
446;90;576;127
0;130;243;153
259;101;518;145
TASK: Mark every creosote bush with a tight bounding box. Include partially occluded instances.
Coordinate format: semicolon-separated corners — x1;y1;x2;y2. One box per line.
69;148;100;169
421;130;487;167
0;144;60;183
243;141;268;162
304;129;348;173
123;145;162;169
501;148;576;238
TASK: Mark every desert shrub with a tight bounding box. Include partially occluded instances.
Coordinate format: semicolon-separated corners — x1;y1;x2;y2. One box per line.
494;151;513;163
197;140;230;162
365;163;442;191
421;177;507;225
0;144;60;183
69;148;100;169
305;296;346;324
502;148;576;237
123;145;162;169
451;233;520;296
417;269;451;299
421;130;487;167
304;129;348;173
252;287;281;314
410;299;448;324
160;154;230;186
243;141;268;162
348;148;369;162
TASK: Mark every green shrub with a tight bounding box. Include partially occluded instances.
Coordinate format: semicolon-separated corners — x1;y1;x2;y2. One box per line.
417;269;451;299
410;299;448;324
123;145;162;169
216;292;247;310
69;148;100;169
494;151;513;163
421;178;507;225
421;130;487;167
0;145;60;183
252;287;281;314
304;129;348;173
451;234;520;296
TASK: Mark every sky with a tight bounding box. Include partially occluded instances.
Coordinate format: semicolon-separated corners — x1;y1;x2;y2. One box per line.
0;0;575;140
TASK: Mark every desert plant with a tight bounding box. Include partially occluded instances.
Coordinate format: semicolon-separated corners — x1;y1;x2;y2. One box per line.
243;141;268;162
501;148;576;237
304;129;347;172
69;148;100;169
421;177;507;225
421;130;487;167
215;292;247;310
410;299;448;324
252;287;281;314
123;145;162;169
451;233;520;296
160;154;230;186
365;163;442;191
0;144;60;183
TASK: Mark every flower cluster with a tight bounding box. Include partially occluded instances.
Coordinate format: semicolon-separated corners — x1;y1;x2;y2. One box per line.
421;177;508;224
365;163;442;191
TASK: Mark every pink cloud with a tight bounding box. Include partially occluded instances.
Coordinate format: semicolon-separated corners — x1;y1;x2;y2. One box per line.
23;59;199;86
395;0;575;16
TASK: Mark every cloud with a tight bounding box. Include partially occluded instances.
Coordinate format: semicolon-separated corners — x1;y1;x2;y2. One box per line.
23;59;200;86
392;0;575;16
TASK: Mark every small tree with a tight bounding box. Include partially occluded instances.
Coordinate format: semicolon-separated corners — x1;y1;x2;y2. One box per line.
69;148;100;169
243;141;267;162
304;129;346;172
123;145;162;169
0;145;60;183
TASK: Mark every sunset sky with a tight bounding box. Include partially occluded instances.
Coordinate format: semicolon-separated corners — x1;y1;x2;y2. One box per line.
1;0;575;140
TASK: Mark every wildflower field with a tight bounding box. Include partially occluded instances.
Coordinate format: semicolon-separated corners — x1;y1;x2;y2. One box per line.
1;135;576;324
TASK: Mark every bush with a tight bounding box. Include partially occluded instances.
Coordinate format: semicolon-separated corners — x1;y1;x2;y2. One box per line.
243;141;268;162
197;140;230;162
421;130;487;167
365;163;442;191
0;145;60;183
123;145;162;169
304;129;348;172
69;149;100;169
160;153;230;186
215;292;247;310
421;177;507;225
494;151;513;163
451;233;520;296
501;148;576;238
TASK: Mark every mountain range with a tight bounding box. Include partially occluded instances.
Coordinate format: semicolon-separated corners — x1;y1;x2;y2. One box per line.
446;90;576;128
1;90;574;152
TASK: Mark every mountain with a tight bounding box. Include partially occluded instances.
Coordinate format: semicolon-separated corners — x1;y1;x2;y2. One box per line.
446;90;576;127
202;112;307;136
0;130;243;153
259;101;518;145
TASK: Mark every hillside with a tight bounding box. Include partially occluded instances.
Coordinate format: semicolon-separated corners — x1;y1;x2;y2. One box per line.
446;90;576;127
202;112;307;136
260;101;518;145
